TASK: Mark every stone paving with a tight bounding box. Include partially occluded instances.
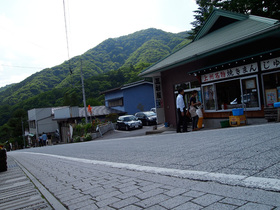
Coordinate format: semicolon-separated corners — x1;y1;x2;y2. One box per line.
0;156;53;209
6;151;280;210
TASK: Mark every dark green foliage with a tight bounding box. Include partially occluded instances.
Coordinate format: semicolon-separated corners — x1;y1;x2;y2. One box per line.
0;28;189;142
189;0;280;39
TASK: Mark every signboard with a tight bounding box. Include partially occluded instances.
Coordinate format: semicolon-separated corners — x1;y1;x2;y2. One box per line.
154;77;163;108
261;57;280;71
201;63;258;83
265;89;277;106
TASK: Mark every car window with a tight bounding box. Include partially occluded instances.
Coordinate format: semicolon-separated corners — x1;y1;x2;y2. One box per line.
145;112;156;117
124;116;136;121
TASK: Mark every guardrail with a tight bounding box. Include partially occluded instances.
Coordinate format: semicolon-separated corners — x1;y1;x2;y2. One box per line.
91;122;115;139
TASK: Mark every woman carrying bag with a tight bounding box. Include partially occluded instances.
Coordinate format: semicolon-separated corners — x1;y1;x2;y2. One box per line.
189;90;201;131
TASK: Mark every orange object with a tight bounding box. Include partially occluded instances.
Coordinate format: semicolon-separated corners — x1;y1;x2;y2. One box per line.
197;117;203;129
88;105;92;113
229;115;246;126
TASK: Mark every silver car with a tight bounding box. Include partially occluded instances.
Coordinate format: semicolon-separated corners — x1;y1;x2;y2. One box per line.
116;115;143;131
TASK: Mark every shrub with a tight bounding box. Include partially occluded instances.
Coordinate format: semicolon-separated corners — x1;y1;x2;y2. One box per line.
73;136;81;143
84;133;92;141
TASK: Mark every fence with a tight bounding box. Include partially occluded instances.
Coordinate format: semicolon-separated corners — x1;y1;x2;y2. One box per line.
91;122;115;140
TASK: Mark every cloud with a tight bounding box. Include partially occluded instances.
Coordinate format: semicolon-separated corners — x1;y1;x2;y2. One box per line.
0;0;198;87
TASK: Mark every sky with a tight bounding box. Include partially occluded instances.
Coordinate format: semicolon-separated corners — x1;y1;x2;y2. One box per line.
0;0;198;88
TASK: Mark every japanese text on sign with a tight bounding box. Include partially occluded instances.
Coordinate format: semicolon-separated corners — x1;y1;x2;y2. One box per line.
261;57;280;71
201;63;258;83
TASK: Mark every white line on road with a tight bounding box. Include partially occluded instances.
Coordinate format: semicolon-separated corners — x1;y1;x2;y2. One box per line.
22;152;280;192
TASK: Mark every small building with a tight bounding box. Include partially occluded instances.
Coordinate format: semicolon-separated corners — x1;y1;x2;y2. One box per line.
52;106;123;143
139;9;280;128
28;107;59;140
101;80;155;115
28;106;123;144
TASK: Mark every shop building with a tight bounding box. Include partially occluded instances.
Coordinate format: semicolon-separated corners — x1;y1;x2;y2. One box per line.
139;9;280;128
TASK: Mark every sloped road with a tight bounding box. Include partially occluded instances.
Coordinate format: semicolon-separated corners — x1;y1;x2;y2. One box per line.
4;123;280;209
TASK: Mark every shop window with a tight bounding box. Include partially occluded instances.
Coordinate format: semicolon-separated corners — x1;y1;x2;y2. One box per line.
241;78;259;108
203;84;216;110
203;76;260;111
216;80;241;110
262;72;280;107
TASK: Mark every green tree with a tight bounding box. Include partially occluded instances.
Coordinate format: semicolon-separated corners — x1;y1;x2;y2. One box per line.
189;0;280;39
0;124;12;143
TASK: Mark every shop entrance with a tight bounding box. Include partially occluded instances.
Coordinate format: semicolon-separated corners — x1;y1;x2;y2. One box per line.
202;76;260;112
174;81;201;108
262;71;280;107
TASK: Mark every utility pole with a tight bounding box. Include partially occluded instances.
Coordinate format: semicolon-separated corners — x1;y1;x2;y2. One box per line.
21;117;25;148
80;59;88;123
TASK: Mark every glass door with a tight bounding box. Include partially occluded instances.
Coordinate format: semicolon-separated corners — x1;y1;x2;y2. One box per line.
240;76;260;109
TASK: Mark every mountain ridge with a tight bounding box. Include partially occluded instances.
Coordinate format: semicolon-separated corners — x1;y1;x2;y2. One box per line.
0;28;190;126
0;28;188;106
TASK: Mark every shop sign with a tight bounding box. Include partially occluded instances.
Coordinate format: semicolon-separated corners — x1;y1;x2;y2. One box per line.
201;62;258;83
261;57;280;71
154;77;163;108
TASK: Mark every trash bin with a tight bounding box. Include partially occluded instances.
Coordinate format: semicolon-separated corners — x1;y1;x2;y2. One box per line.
232;108;244;116
0;149;7;172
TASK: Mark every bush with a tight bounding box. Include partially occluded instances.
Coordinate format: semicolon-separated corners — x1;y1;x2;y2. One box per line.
73;119;103;139
73;136;81;143
74;124;84;137
84;123;94;133
84;133;92;141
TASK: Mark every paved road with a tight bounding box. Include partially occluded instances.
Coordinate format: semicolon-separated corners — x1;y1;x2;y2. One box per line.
4;123;280;209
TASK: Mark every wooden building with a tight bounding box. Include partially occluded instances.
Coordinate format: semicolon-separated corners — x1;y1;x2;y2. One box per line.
140;10;280;128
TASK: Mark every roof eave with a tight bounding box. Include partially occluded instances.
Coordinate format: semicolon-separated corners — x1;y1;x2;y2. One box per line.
140;26;280;78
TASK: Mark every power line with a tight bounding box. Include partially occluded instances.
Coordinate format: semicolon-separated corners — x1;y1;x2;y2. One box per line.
0;64;44;69
63;0;72;74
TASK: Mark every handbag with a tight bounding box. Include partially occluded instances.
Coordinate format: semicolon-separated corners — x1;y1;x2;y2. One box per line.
189;105;197;118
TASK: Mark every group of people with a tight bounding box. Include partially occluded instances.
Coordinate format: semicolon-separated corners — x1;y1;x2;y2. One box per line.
176;89;201;133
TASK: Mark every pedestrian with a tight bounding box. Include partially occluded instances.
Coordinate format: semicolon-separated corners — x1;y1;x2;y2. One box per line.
39;136;43;147
42;132;48;146
176;88;188;133
189;90;201;131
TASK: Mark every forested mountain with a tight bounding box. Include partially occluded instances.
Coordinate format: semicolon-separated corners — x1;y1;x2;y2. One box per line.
0;28;190;128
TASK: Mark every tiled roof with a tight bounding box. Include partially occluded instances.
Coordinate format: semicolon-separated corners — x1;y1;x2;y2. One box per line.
79;106;124;117
139;10;279;77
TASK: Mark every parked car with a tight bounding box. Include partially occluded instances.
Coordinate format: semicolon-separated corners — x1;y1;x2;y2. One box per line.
150;108;156;113
135;111;157;126
116;115;143;131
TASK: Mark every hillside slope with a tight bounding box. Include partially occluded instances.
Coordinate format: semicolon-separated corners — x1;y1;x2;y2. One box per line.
0;28;187;106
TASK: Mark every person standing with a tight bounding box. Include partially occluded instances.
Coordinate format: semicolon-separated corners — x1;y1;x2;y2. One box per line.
189;90;201;131
42;132;48;146
176;88;188;133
